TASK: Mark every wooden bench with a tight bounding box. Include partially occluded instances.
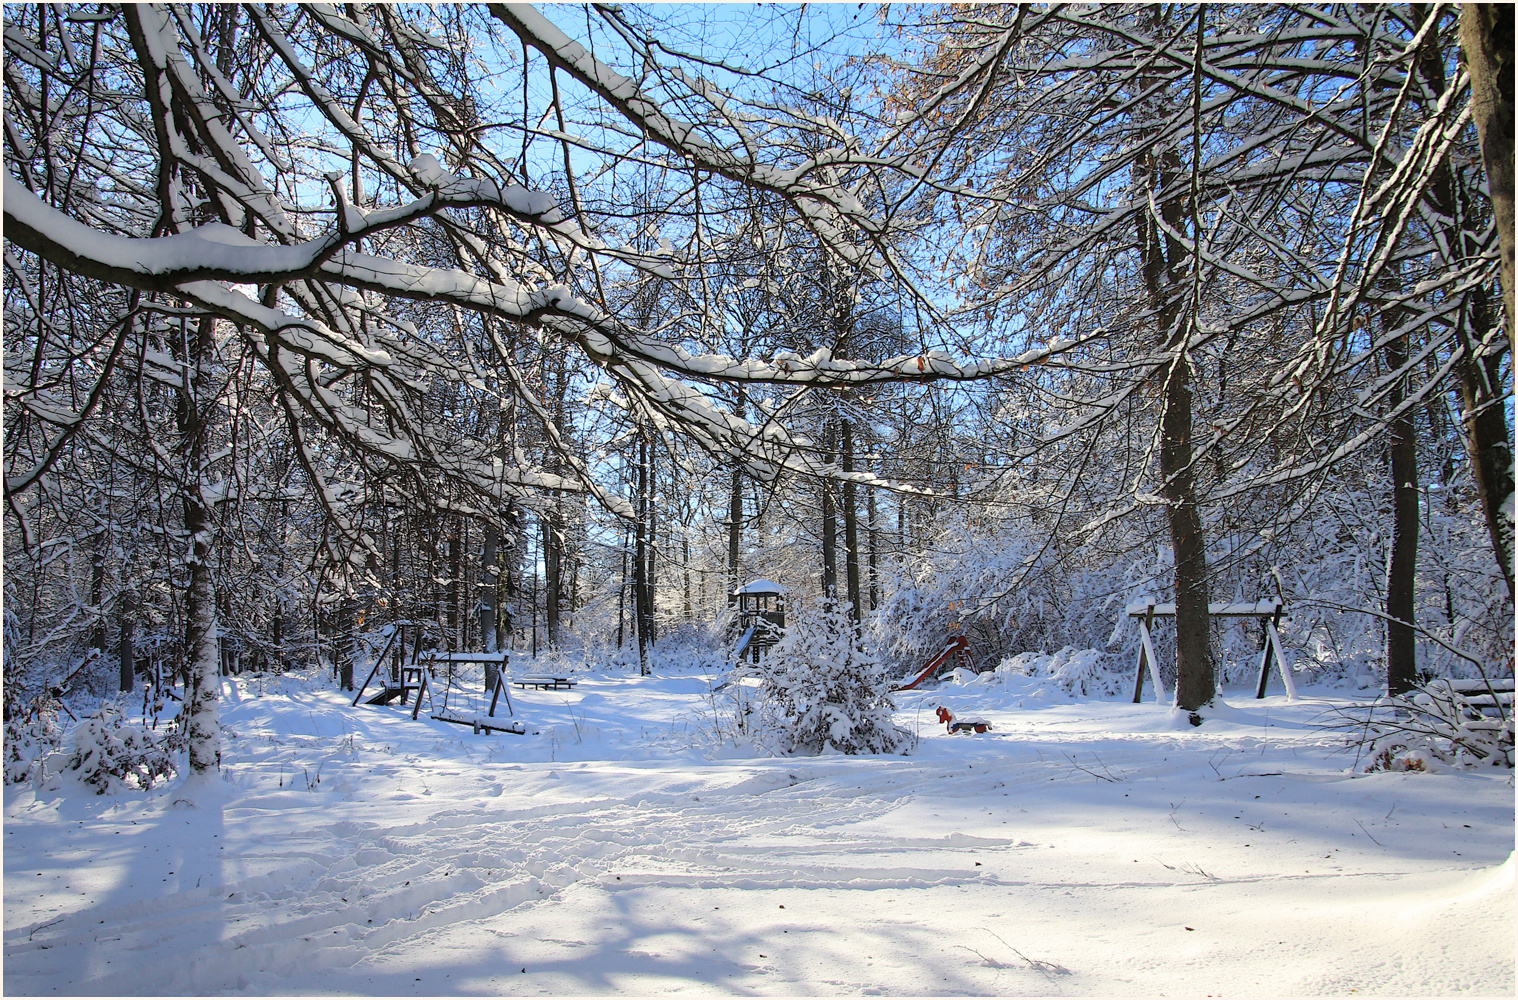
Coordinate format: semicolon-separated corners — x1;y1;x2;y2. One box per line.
1434;678;1514;717
514;676;575;691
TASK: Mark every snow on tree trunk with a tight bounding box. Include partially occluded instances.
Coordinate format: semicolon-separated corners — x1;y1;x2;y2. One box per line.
183;517;220;775
178;315;221;776
757;598;911;756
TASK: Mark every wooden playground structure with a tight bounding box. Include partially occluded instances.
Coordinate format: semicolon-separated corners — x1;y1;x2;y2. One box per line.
1128;599;1295;703
350;622;525;734
730;579;787;663
891;634;976;691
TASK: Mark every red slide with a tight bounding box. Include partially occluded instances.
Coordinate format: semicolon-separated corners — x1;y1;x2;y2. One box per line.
891;635;972;691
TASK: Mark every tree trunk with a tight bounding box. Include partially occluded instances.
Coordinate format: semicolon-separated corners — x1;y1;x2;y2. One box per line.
897;493;907;568
1139;142;1212;713
821;420;838;604
1417;12;1515;602
617;526;629;650
682;535;691;620
634;430;654;672
727;468;743;597
118;615;135;693
647;453;658;644
1161;349;1212;713
271;499;288;669
1385;332;1421;696
1455;293;1515;603
179;315;220;774
90;533;106;654
447;522;462;650
1461;3;1515;357
841;418;862;623
866;487;880;612
479;521;500;653
501;500;521;646
330;593;352;690
543;506;561;648
726;390;746;601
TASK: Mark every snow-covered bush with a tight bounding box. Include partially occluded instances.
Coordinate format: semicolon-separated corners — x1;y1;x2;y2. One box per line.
865;466;1512;694
4;700;64;784
1350;683;1513;770
757;598;912;756
66;706;179;793
996;647;1127;697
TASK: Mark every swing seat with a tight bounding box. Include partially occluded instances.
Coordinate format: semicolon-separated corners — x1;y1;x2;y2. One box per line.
431;712;528;735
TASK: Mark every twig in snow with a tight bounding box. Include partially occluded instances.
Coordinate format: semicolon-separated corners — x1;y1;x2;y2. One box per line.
1178;861;1219;881
30;916;64;941
1063;751;1120;782
1354;818;1384;846
976;929;1071;981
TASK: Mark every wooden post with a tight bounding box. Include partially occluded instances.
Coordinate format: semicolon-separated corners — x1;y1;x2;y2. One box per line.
1132;605;1157;703
1253;603;1297;699
1268;618;1297;700
1254;606;1277;698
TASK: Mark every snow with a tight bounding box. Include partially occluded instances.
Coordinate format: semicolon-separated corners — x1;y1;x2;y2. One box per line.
733;579;787;596
5;666;1512;996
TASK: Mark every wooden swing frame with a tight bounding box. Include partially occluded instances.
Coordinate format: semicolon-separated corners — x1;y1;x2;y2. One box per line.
1129;599;1296;704
424;651;525;735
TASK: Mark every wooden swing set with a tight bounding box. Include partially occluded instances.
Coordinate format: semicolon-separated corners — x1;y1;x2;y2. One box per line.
350;622;525;734
1128;599;1295;703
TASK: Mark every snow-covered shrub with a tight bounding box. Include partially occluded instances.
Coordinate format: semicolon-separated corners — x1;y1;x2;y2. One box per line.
996;647;1127;697
66;706;179;793
1350;683;1513;770
4;700;64;784
757;598;912;756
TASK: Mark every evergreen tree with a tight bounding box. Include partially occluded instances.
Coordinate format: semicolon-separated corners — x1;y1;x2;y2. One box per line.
757;598;911;756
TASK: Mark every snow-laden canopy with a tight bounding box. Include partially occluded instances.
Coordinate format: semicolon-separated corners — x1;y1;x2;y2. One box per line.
2;1;1083;547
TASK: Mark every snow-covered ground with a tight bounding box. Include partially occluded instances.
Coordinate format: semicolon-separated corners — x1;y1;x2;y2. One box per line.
5;661;1513;996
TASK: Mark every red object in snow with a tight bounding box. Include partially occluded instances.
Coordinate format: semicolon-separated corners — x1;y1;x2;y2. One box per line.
936;705;991;734
892;635;973;691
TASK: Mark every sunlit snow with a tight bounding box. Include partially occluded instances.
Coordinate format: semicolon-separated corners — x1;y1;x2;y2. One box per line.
5;663;1511;996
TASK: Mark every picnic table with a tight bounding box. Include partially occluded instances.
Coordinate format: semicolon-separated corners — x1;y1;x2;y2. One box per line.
514;676;576;691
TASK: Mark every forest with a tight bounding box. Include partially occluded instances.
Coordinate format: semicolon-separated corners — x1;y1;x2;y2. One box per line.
2;4;1514;995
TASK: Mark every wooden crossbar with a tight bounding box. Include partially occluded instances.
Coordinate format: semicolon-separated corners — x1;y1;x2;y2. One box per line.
419;651;510;664
1126;600;1283;618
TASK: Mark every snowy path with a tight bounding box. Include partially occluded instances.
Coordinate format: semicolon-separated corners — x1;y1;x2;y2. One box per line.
4;670;1512;995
